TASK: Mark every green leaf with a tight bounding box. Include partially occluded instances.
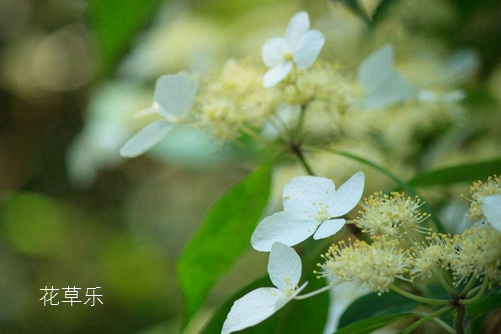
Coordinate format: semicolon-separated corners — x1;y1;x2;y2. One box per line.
334;313;415;334
177;164;272;327
466;290;501;334
338;291;421;329
87;0;165;76
408;158;501;187
369;0;400;28
332;0;401;27
332;0;371;23
201;242;329;334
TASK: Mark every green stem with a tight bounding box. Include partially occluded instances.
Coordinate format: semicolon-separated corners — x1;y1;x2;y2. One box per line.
409;311;455;333
295;103;307;143
290;144;315;175
455;304;466;334
294;281;339;300
311;147;446;233
428;314;456;334
268;116;291;143
432;268;457;297
442;270;457;294
460;276;477;297
400;306;451;334
239;125;275;147
390;285;450;306
461;278;489;305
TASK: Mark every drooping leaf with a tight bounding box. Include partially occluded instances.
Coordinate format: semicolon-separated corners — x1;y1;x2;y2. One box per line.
408;158;501;187
202;240;330;334
338;291;421;329
87;0;165;76
177;164;272;327
334;313;415;334
466;290;501;334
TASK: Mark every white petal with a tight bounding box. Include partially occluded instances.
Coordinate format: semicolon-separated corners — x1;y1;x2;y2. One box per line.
481;195;501;232
263;62;293;88
292;30;325;69
329;171;365;217
221;287;286;334
154;73;195;119
417;90;465;103
442;90;465;102
357;45;415;109
285;11;310;47
314;219;345;240
268;243;302;291
262;37;289;68
417;90;439;102
251;211;318;252
119;120;173;158
283;176;336;216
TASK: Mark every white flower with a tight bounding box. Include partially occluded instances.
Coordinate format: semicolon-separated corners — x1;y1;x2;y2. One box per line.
119;73;196;158
357;45;415;109
261;11;325;88
480;194;501;232
222;242;307;334
416;89;465;103
251;172;365;252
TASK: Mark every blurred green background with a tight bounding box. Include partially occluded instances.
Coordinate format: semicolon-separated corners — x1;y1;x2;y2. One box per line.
0;0;500;333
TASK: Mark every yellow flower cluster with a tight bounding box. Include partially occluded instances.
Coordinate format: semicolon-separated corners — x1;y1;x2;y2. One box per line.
447;224;501;285
195;57;280;141
318;176;501;294
467;175;501;222
195;58;359;143
316;237;409;295
356;192;430;237
409;232;450;279
280;61;359;111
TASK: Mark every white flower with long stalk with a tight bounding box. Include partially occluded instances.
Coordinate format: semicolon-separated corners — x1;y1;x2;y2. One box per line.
119;73;196;158
222;242;307;334
251;172;365;252
481;194;501;232
261;11;325;88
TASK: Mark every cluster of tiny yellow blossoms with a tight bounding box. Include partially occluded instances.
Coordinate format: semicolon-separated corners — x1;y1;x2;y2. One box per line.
355;192;430;237
316;237;409;295
279;61;359;112
446;224;501;285
195;57;280;141
409;232;451;279
467;175;501;222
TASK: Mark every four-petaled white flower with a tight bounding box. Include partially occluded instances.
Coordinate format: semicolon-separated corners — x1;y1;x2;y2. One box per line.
261;11;325;88
222;242;307;334
251;172;365;252
480;194;501;232
119;73;196;158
